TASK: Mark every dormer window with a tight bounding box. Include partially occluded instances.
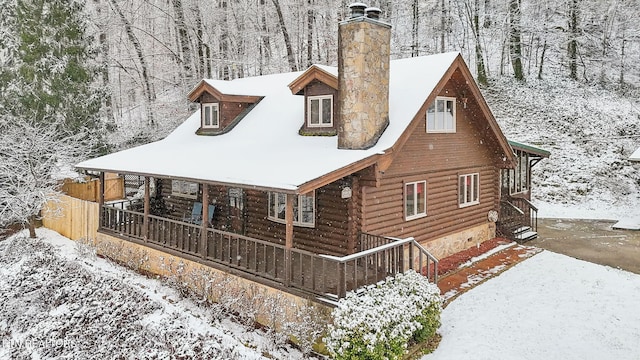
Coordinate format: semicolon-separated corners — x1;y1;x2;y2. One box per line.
202;103;219;128
308;95;333;127
427;96;456;133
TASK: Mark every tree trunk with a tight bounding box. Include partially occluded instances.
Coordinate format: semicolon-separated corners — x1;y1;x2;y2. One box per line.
509;0;524;81
271;0;297;72
28;215;36;238
440;0;446;52
568;0;579;80
412;0;419;57
218;0;230;80
108;0;155;124
171;0;192;85
538;40;547;80
307;0;314;67
473;0;488;85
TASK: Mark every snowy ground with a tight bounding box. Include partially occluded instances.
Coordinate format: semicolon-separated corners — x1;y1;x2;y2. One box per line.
0;228;303;359
484;77;640;222
422;251;640;360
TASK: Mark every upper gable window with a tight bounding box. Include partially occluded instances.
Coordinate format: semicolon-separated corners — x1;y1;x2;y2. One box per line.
427;96;456;133
202;103;219;129
307;95;333;127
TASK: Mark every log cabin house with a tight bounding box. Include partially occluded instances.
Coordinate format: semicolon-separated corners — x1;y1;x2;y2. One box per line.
76;4;546;301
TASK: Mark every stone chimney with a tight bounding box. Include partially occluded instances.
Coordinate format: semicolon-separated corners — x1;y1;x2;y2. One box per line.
337;3;391;150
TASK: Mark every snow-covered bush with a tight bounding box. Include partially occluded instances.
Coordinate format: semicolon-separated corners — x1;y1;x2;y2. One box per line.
325;270;442;360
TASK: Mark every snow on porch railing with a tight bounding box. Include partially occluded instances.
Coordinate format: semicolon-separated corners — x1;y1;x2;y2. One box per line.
320;237;439;299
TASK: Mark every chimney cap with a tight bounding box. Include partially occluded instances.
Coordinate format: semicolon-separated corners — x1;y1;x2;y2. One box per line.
348;2;368;18
365;7;382;19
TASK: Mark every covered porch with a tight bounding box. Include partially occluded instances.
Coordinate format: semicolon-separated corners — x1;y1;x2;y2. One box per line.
96;173;438;301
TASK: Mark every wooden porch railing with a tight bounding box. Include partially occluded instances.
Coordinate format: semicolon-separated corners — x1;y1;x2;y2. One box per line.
99;205;439;300
321;237;439;298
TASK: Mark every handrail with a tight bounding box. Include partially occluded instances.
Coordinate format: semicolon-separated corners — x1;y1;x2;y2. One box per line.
320;237;416;262
517;197;538;212
500;200;525;215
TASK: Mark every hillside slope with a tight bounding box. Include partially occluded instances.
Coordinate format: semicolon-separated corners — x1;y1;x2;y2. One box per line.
484;77;640;219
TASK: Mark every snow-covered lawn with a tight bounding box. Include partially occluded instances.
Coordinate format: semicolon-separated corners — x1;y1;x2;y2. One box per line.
4;228;640;359
0;228;303;359
423;251;640;360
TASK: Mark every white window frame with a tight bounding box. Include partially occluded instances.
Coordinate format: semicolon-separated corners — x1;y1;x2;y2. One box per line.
426;96;456;133
171;180;198;199
459;173;480;208
202;103;220;129
268;191;315;227
404;181;427;221
307;95;333;127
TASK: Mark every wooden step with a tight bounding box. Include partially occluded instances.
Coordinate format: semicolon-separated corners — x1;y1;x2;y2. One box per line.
515;230;538;242
513;226;531;235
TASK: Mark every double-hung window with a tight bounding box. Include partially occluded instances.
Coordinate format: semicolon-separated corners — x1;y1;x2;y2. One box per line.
426;96;456;133
405;181;427;220
459;173;480;207
202;103;219;128
268;191;315;227
307;95;333;127
171;180;198;199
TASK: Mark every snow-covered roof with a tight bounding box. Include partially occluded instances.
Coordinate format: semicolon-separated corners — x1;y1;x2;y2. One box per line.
77;52;462;192
630;147;640;162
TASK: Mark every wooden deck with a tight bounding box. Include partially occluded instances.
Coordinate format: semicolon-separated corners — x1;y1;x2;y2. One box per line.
100;202;438;300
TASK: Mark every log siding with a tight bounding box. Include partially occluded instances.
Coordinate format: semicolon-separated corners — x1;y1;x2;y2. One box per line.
361;78;501;246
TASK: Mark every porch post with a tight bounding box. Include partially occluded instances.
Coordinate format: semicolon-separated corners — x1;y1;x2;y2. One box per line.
284;193;294;287
98;172;105;229
200;183;209;258
143;176;150;242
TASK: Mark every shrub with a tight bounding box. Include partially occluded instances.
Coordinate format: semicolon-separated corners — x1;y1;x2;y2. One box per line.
325;270;442;360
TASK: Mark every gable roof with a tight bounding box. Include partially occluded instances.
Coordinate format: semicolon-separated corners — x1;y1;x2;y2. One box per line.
287;64;338;95
509;140;551;158
76;52;514;193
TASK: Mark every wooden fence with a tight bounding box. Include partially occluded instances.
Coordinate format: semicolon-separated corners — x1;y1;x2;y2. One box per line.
42;195;100;241
61;173;124;202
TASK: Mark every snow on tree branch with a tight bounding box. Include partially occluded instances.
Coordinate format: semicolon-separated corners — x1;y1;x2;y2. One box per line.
0;117;90;236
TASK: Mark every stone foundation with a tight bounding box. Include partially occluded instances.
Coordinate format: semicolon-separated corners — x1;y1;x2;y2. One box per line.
92;232;331;332
421;222;496;260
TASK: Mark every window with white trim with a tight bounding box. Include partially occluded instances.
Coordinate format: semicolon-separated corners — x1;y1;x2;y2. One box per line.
268;191;315;227
405;181;426;220
307;95;333;127
202;103;219;128
459;173;480;207
426;96;456;133
171;180;198;199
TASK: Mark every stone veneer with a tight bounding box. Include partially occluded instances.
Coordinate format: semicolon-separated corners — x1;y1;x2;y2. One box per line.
337;16;391;149
420;222;497;261
92;232;330;331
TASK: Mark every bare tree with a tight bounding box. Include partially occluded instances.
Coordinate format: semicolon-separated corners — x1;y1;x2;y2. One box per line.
271;0;298;72
567;0;579;80
0;118;90;238
108;0;156;124
508;0;524;80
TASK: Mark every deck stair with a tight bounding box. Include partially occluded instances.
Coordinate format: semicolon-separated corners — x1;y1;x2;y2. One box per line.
513;226;538;242
498;198;539;243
